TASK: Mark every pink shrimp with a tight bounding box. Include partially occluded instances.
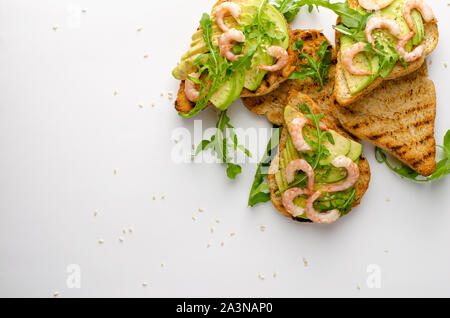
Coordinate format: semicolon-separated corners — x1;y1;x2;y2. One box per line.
256;46;289;72
184;73;200;102
365;16;402;50
342;42;373;75
215;2;242;33
305;191;341;224
285;159;315;193
326;156;360;193
305;155;359;224
289;116;328;153
358;0;395;11
396;32;424;62
282;188;310;218
219;28;246;62
403;0;435;33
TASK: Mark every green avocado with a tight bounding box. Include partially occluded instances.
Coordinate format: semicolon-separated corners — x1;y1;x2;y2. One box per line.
347;140;363;162
340;35;380;95
319;130;351;166
411;9;425;46
210;72;237;110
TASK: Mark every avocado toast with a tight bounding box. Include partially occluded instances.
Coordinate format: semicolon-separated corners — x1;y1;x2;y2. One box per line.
173;0;297;116
268;91;370;224
334;0;438;106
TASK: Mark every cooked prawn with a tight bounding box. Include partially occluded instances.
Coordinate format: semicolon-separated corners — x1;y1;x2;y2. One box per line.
342;42;373;76
215;2;242;33
365;16;402;50
219;28;245;62
326;156;360;193
282;187;310;218
358;0;395;11
256;46;289;72
184;73;200;102
285;159;315;193
403;0;435;33
305;191;341;224
396;32;424;62
289;116;328;153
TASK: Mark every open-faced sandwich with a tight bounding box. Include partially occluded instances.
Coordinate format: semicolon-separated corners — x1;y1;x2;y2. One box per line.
335;0;438;106
172;0;297;117
268;90;370;224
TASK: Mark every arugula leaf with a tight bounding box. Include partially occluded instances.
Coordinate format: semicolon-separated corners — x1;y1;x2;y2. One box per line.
194;110;252;180
273;0;302;22
289;39;332;90
375;130;450;182
248;126;283;207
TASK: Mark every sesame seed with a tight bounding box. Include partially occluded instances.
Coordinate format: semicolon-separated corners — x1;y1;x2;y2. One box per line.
206;242;211;248
302;257;308;267
122;228;127;234
160;92;164;97
230;232;236;237
198;208;204;213
137;27;143;32
152;195;156;200
160;263;165;267
210;227;215;233
260;225;266;232
138;104;143;109
444;62;448;68
128;227;133;233
356;284;361;290
273;272;277;278
142;282;148;287
258;274;265;280
53;291;59;297
152;102;156;107
386;197;391;202
384;249;389;253
114;168;118;175
161;195;166;199
81;8;87;13
216;219;220;224
192;216;197;221
220;241;224;247
52;26;58;31
114;90;118;96
93;209;98;216
144;54;149;58
119;237;124;242
98;239;104;244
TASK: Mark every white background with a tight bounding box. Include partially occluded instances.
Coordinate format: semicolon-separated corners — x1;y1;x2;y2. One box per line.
0;0;449;298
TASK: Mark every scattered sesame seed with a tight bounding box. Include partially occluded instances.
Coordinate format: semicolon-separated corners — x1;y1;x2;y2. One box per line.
210;227;215;233
302;257;308;267
192;144;196;150
138;104;143;109
258;274;265;280
93;209;98;216
160;92;164;97
207;242;211;248
144;54;149;58
444;62;448;68
142;282;148;287
119;237;124;242
260;225;266;232
122;228;127;234
216;219;221;224
152;102;156;107
113;90;118;96
114;168;118;175
198;208;204;213
160;263;165;267
273;272;277;278
192;216;197;221
152;195;156;200
81;8;87;13
137;27;143;32
128;227;134;233
230;232;236;237
52;26;58;31
220;241;224;247
356;284;361;290
386;197;391;202
161;195;166;199
98;239;104;244
447;2;450;6
384;249;390;253
53;291;59;297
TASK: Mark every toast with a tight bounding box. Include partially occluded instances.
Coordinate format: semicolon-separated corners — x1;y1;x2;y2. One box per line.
334;63;436;176
334;0;439;106
174;0;297;114
268;90;371;223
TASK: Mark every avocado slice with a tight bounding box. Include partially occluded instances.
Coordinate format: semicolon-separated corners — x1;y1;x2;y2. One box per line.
319;130;351;166
340;35;380;95
347;140;363;162
411;9;425;46
210;72;237;110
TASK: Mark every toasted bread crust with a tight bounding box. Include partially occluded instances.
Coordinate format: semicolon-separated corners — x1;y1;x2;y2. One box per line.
174;0;296;114
268;91;371;223
335;63;437;176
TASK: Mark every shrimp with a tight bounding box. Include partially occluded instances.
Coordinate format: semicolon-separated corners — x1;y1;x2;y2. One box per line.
282;188;310;218
359;0;395;11
305;191;341;224
256;46;289;72
403;0;435;34
304;156;359;224
342;42;373;76
326;156;360;193
184;73;200;102
289;116;328;153
285;159;315;193
219;28;245;62
365;16;402;50
215;2;242;33
396;32;424;62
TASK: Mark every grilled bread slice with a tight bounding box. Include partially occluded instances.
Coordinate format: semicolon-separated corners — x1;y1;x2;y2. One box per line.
174;0;296;114
242;30;339;125
268;90;371;222
334;0;438;106
334;63;436;176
